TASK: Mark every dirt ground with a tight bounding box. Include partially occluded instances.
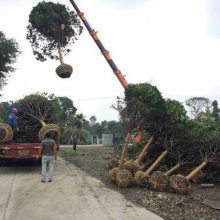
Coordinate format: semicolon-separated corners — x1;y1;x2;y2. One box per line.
61;145;220;220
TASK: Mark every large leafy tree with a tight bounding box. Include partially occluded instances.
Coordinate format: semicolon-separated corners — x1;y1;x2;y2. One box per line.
27;1;83;78
58;96;77;125
0;31;20;91
119;82;166;134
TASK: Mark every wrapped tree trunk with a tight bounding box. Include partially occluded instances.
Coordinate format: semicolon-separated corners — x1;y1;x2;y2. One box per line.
123;136;154;175
134;150;168;186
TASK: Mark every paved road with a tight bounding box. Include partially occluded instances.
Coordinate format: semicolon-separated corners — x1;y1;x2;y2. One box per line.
0;157;163;220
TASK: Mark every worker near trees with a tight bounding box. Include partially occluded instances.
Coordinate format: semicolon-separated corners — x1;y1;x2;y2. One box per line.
37;131;57;183
7;108;19;131
7;100;24;115
72;134;77;150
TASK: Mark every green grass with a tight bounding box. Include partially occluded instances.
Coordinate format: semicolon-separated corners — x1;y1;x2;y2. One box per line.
58;150;88;157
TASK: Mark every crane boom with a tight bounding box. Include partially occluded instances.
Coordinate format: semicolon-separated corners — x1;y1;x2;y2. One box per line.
69;0;128;89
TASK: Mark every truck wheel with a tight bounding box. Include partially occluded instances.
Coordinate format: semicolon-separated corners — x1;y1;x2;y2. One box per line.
0;158;6;167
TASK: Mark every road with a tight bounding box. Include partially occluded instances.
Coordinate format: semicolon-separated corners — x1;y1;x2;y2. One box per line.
0;156;163;220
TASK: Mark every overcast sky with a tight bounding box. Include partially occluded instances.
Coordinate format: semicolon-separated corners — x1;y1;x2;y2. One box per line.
1;0;220;122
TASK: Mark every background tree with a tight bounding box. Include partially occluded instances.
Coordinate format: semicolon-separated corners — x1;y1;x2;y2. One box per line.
58;96;77;126
185;97;211;119
27;1;83;78
212;100;220;123
0;31;20;93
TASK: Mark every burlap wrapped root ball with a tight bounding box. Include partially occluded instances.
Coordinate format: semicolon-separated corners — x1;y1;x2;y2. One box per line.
148;171;169;191
39;124;60;142
169;174;190;194
124;161;141;176
56;64;73;79
0;123;13;143
109;167;119;183
134;171;149;186
108;157;119;170
115;169;134;188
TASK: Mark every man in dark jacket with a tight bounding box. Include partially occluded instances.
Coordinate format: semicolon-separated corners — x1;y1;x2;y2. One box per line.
72;134;77;150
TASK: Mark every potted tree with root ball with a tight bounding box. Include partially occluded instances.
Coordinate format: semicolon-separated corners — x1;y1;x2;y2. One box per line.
19;93;61;142
27;1;83;78
170;118;220;194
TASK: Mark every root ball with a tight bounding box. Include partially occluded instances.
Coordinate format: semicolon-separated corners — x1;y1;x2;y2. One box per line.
109;167;118;183
39;124;60;142
124;161;140;176
56;64;73;78
108;158;119;170
134;171;149;186
169;174;190;194
115;169;134;188
148;171;169;191
0;123;13;143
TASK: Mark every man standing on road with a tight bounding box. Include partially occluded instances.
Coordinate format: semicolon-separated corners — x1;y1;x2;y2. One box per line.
72;134;77;151
37;132;57;183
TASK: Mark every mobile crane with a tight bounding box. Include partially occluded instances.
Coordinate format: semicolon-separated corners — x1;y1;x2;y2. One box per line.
69;0;142;143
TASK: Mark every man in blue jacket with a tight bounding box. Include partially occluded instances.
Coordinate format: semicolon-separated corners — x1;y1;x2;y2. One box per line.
7;108;19;131
7;100;23;115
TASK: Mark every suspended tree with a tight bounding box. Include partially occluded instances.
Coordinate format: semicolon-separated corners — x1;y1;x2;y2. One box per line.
27;1;83;78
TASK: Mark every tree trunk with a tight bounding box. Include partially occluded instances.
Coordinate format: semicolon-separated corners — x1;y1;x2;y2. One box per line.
165;163;181;176
135;136;153;164
186;161;208;180
145;150;168;176
58;47;64;65
119;133;131;169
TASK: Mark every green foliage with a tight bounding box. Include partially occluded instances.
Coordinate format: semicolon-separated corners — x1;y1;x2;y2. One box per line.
123;82;166;134
27;1;83;61
0;31;21;90
20;92;61;123
58;149;87;157
58;96;77;125
0;102;10;122
212;100;220;123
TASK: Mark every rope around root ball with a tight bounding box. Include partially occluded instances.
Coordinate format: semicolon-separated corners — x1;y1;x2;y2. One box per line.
108;158;119;170
56;64;73;78
38;124;60;141
148;171;169;191
109;167;118;183
124;161;140;176
0;123;13;143
169;174;190;194
115;169;134;188
134;171;149;186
